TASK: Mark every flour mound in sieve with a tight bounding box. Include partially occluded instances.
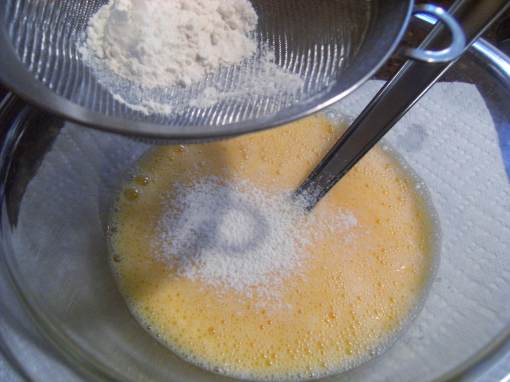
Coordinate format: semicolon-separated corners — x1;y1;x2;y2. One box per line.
84;0;258;88
81;0;305;116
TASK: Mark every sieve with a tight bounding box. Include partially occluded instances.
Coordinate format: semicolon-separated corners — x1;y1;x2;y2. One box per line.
0;0;465;142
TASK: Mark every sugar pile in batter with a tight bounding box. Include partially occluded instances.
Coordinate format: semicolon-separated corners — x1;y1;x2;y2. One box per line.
84;0;258;88
156;177;357;298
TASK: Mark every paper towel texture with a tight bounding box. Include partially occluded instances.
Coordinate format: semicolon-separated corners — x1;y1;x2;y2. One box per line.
329;80;510;381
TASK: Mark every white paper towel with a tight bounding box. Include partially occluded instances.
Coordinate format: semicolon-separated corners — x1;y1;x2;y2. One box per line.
327;81;510;381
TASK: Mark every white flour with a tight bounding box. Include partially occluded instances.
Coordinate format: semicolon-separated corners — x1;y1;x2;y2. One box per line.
188;51;304;109
156;177;358;299
84;0;258;88
81;0;304;116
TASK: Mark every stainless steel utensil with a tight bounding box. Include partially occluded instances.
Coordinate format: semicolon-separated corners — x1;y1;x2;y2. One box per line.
296;0;510;210
0;0;464;142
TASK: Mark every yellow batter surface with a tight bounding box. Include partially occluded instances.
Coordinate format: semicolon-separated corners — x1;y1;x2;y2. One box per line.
109;115;437;381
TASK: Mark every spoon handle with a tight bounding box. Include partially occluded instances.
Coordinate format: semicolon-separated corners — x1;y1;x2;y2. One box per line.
296;0;510;210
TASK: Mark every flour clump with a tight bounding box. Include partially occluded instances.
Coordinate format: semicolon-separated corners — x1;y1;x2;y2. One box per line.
84;0;258;88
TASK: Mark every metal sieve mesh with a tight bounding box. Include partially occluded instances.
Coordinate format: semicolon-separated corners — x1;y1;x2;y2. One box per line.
0;0;412;141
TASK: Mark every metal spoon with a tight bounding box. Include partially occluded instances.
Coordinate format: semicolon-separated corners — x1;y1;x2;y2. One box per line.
295;0;510;210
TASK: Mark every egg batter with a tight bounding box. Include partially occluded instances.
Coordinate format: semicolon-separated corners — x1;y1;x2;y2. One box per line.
109;115;437;381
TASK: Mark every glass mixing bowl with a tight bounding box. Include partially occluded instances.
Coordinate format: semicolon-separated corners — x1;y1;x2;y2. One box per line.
0;34;510;382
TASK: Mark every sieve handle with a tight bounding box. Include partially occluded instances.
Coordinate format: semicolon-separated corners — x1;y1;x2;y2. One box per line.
295;0;510;210
405;4;466;63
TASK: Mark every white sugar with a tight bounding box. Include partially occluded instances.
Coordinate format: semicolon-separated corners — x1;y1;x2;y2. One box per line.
155;177;357;298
